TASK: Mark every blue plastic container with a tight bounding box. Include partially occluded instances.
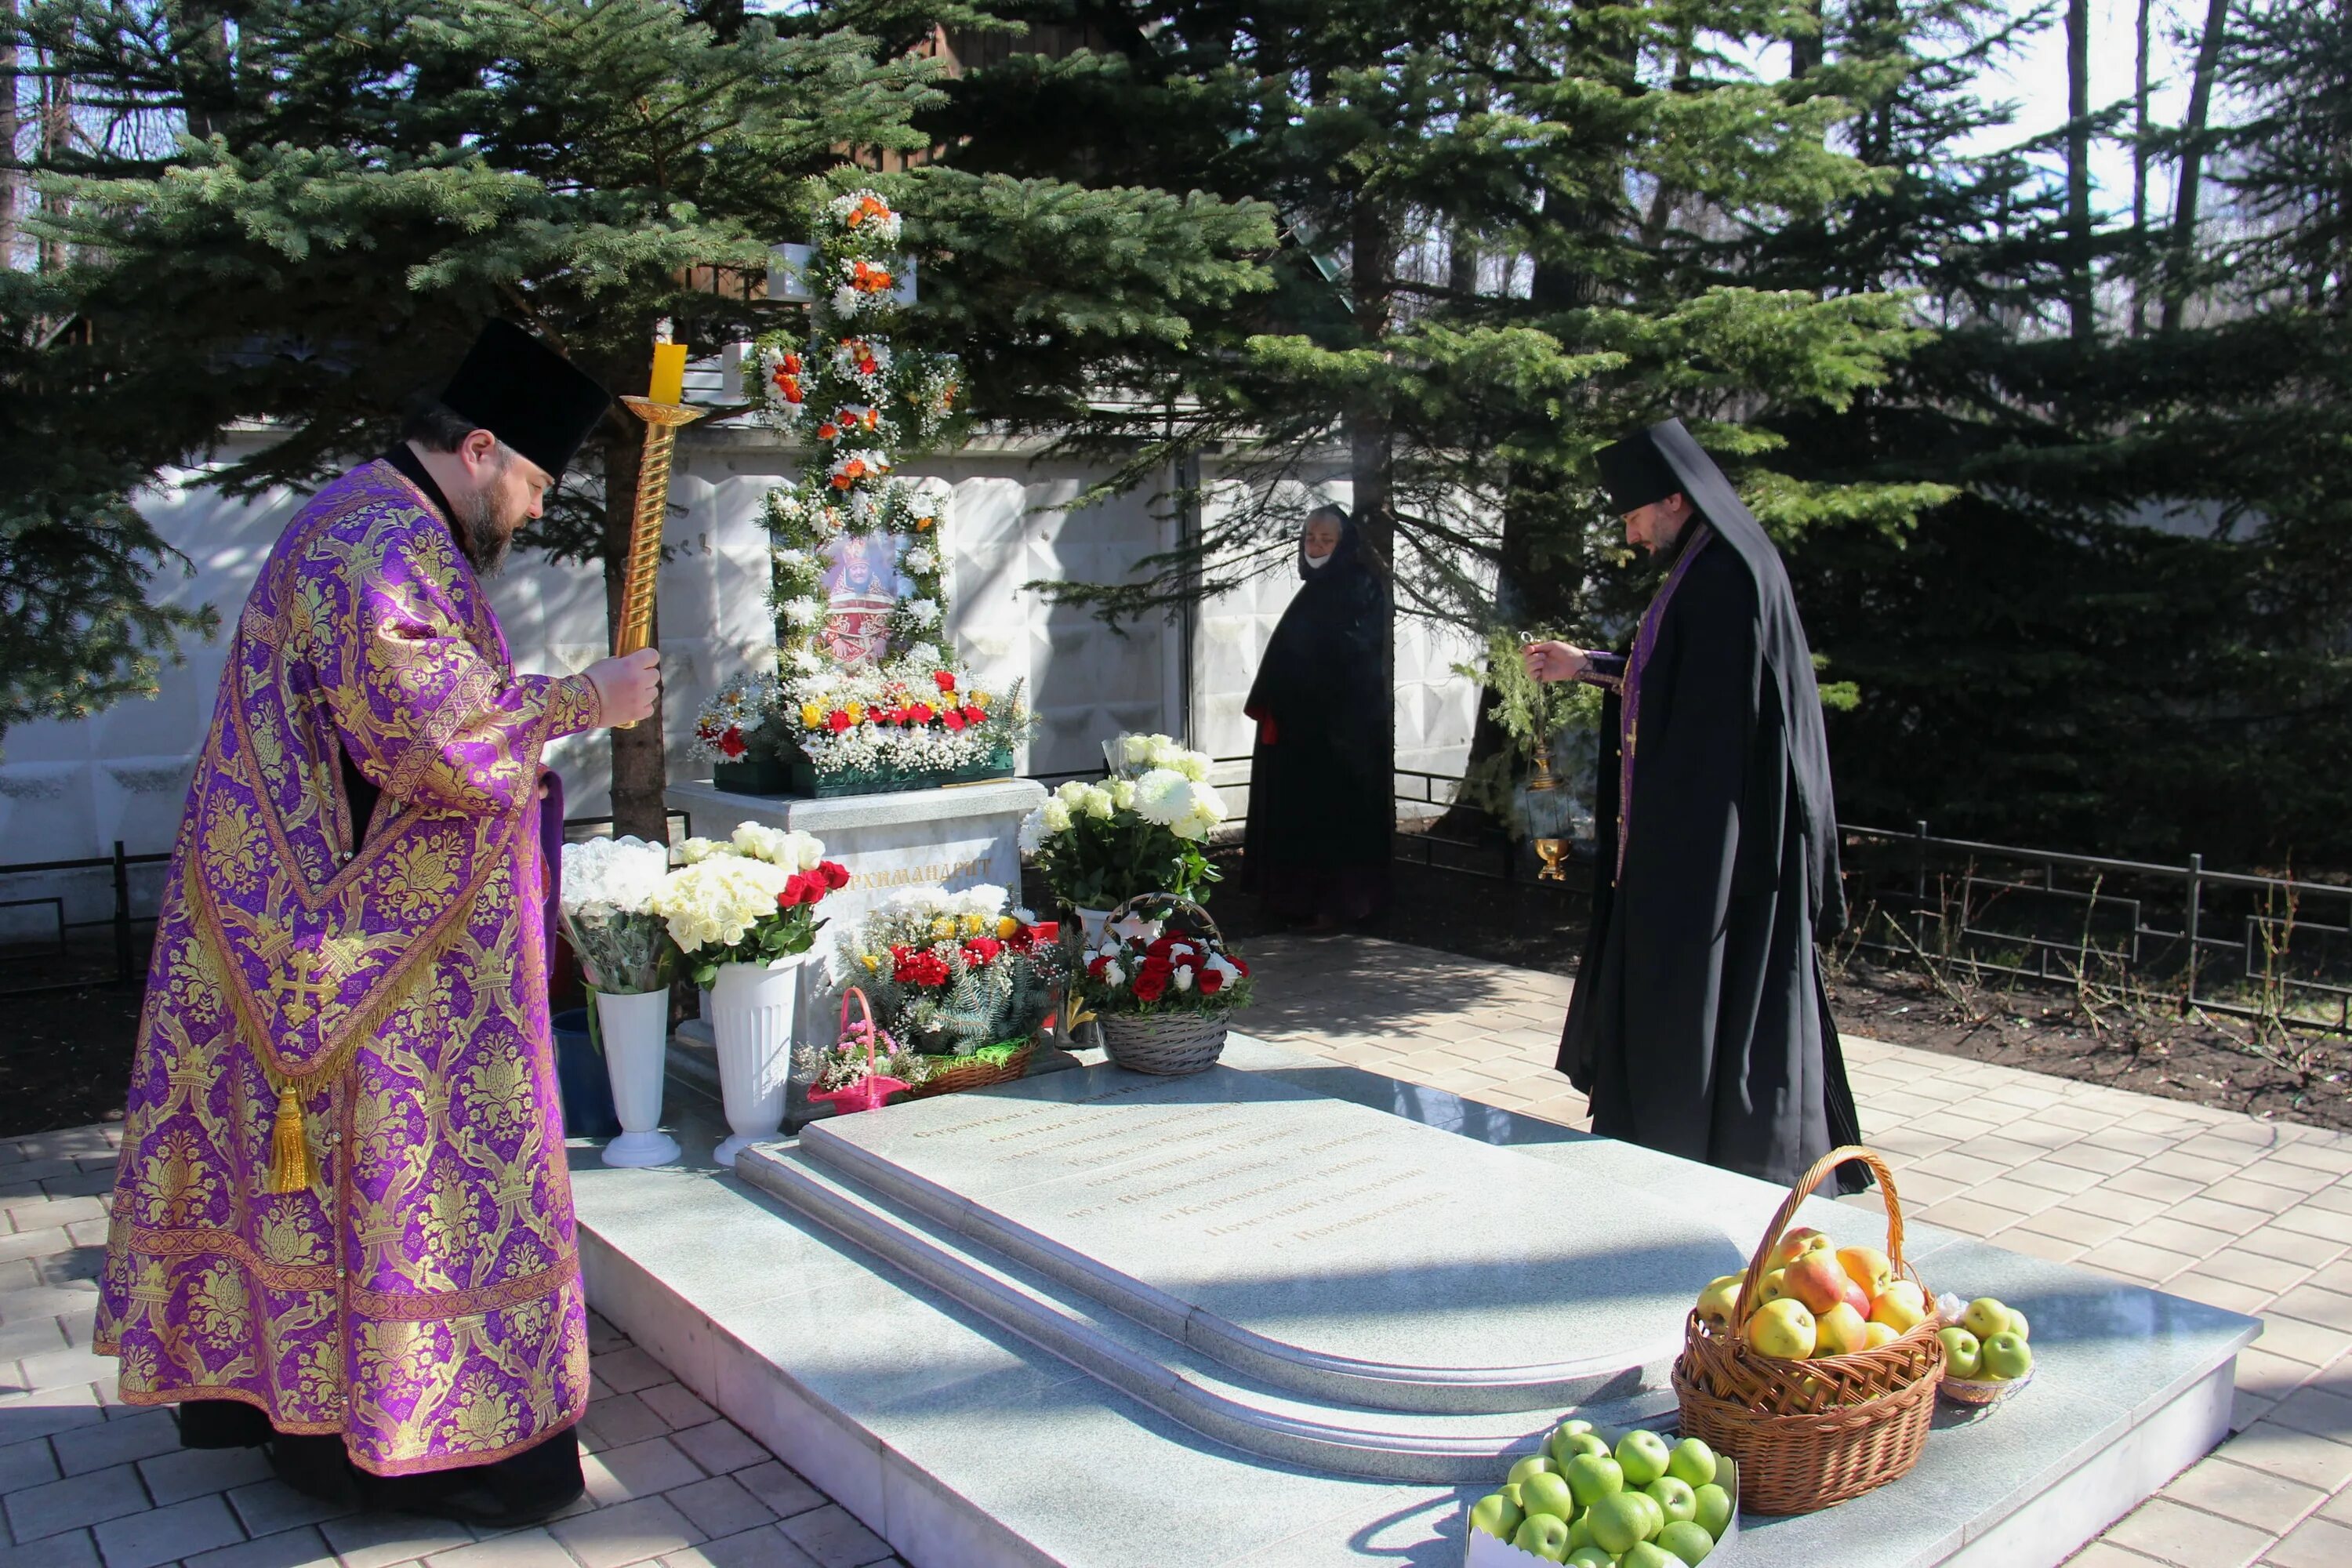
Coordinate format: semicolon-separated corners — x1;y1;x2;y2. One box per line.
551;1007;622;1139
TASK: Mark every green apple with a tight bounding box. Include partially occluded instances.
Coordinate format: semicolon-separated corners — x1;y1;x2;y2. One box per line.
1980;1330;2034;1381
1559;1431;1612;1461
1554;1418;1596;1439
1565;1512;1594;1551
1548;1423;1596;1467
1566;1549;1613;1568
1646;1475;1698;1526
1585;1492;1650;1555
1501;1482;1525;1510
1939;1326;1983;1379
1692;1483;1733;1537
1509;1454;1558;1486
1621;1542;1677;1568
1715;1455;1737;1497
1469;1490;1523;1540
1513;1512;1570;1562
1521;1469;1577;1521
1666;1436;1717;1489
1658;1519;1717;1564
1626;1489;1665;1541
1563;1451;1625;1507
1616;1428;1672;1486
2009;1309;2031;1342
1963;1297;2012;1341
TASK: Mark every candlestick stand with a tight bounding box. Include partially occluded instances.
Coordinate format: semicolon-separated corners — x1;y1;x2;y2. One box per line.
611;395;707;725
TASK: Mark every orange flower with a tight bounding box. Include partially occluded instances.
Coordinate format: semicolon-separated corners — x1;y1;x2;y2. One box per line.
862;408;880;430
831;474;853;491
817;422;839;440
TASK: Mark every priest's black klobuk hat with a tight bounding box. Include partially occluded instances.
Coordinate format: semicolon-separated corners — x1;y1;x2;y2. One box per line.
1594;428;1685;514
440;320;615;477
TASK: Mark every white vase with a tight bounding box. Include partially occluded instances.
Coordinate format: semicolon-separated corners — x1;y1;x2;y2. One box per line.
1075;906;1113;946
710;953;810;1167
597;988;679;1168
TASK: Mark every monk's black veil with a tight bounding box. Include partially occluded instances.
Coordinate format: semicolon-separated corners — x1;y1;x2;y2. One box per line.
1644;419;1845;935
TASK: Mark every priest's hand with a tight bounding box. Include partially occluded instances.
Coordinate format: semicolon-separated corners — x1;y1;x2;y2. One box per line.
586;648;662;726
1523;641;1588;684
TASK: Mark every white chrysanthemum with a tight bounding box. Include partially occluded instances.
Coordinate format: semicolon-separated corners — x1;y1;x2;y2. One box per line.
906;641;943;669
789;647;824;674
773;546;811;569
782;597;823;628
833;286;859;316
1132;769;1197;829
905;598;941;627
1018;808;1047;855
561;836;669;916
903;546;935;573
951;884;1009;920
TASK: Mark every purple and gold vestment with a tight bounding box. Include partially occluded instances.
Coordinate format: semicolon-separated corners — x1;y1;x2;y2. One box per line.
97;459;604;1475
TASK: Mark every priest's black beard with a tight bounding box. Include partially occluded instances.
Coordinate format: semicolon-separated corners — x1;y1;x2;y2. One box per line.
450;488;514;576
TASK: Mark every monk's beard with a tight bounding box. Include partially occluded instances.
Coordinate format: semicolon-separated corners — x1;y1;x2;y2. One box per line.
450;488;516;576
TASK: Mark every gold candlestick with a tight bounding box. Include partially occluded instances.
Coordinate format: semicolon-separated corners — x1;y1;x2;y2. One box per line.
1528;743;1569;882
610;394;707;724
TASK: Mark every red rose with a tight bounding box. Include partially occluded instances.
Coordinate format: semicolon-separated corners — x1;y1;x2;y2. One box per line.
933;670;957;693
1131;962;1171;1004
778;873;813;908
1087;954;1112;982
1197;967;1225;996
942;710;966;732
1231;956;1250;978
718;725;748;760
818;422;840;441
818;861;850;891
962;705;986;726
913;702;935;724
826;709;853;734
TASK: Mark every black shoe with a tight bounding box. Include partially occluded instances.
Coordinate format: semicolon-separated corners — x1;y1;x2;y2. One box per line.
266;1432;364;1508
364;1428;584;1527
176;1399;273;1450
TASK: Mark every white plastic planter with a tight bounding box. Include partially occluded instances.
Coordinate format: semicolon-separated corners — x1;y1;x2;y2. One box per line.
709;952;812;1167
597;987;680;1168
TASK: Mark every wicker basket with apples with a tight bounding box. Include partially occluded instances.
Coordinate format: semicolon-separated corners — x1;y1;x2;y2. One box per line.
1463;1421;1742;1566
1935;1294;2035;1406
1671;1145;1946;1515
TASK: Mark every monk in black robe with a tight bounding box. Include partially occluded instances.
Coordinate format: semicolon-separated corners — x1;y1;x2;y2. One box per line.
1243;506;1394;927
1526;421;1865;1190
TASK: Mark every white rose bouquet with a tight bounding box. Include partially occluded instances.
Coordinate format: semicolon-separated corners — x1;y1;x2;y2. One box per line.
650;822;851;985
558;837;678;994
1020;733;1227;909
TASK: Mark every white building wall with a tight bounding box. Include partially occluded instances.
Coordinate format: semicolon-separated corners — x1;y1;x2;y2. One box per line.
0;426;1481;914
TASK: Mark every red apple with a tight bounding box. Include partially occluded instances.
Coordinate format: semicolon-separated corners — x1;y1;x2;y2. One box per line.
1838;1246;1893;1297
1838;1278;1873;1318
1783;1251;1853;1316
1769;1226;1835;1271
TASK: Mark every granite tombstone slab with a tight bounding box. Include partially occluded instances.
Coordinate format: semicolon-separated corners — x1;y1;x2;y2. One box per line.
792;1063;1748;1413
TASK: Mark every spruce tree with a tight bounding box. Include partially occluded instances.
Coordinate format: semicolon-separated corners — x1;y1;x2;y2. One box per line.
8;0;1267;830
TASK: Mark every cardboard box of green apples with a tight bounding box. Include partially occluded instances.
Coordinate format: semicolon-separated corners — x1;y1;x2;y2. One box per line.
1464;1420;1740;1566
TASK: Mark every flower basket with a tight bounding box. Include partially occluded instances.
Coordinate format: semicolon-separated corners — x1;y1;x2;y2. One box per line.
783;742;1014;799
1081;893;1247;1076
1672;1145;1945;1515
713;757;793;796
902;1039;1034;1098
1098;1012;1229;1076
807;988;909;1116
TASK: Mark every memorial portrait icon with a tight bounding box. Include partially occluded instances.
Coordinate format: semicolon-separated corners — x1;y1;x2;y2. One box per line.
822;532;912;666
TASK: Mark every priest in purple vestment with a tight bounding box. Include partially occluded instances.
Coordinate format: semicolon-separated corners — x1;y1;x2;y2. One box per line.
96;322;662;1523
1524;419;1866;1192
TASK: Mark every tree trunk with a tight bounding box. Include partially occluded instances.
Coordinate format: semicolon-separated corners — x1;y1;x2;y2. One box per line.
601;433;670;840
0;0;17;265
2163;0;2234;331
1346;194;1398;818
2065;0;2096;339
1790;0;1824;78
2132;0;2154;335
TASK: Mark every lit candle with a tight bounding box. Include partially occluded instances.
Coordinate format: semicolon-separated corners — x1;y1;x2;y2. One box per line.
648;342;688;405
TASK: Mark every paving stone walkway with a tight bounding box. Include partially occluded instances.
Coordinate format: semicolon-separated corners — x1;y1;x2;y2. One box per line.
1243;934;2352;1568
0;1127;907;1568
11;934;2350;1566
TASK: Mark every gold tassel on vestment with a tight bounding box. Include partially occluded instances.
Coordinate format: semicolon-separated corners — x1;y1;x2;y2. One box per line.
263;1083;318;1194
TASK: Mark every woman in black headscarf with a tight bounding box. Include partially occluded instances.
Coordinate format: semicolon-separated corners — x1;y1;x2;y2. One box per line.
1242;505;1394;927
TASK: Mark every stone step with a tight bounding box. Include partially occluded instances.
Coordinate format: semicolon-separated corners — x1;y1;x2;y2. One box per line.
738;1142;1677;1482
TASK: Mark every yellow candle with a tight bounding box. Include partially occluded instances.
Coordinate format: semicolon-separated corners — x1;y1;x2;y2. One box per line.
648;342;688;405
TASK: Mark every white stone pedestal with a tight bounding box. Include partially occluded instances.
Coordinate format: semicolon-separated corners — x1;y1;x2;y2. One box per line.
666;776;1047;1063
666;776;1044;930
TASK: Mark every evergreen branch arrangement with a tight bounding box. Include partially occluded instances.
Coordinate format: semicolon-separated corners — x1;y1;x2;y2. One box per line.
826;884;1067;1062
